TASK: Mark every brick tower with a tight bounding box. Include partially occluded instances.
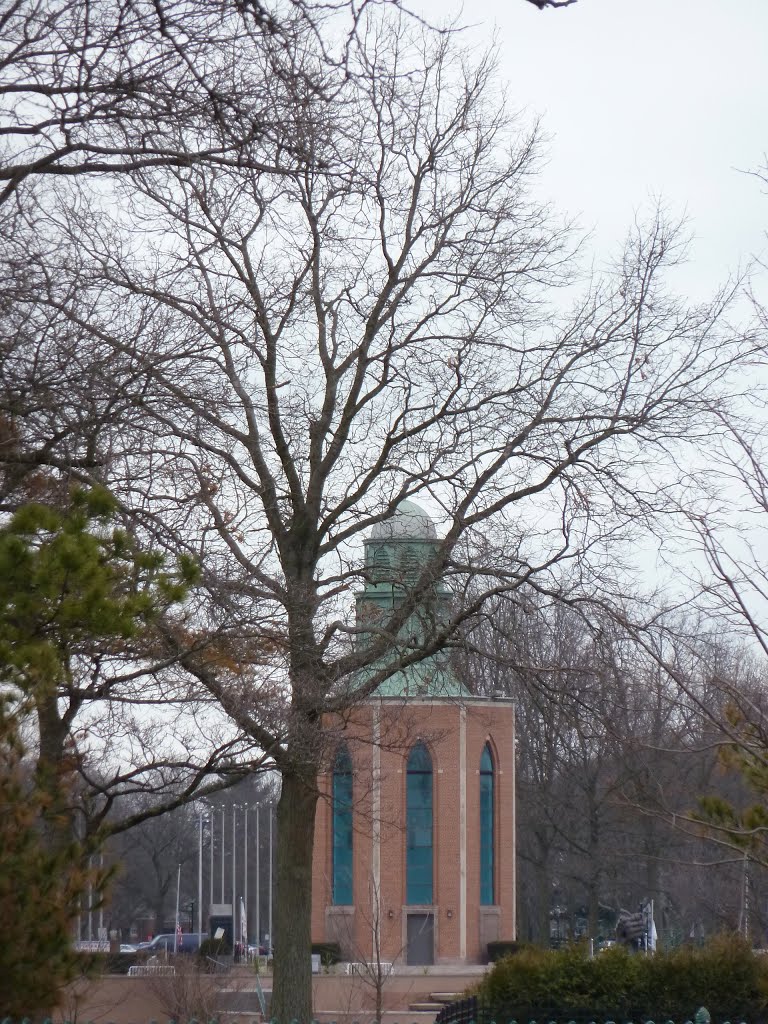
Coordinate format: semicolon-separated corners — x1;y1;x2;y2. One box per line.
311;502;516;966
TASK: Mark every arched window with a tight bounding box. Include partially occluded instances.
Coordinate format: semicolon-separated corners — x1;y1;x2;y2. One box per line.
332;745;353;904
406;742;433;904
480;743;495;905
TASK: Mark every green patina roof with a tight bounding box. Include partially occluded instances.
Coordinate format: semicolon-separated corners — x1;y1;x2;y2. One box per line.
373;658;471;699
368;499;438;541
355;500;471;699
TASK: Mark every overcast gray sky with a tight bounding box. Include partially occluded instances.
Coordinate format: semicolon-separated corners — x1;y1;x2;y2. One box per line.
414;0;767;301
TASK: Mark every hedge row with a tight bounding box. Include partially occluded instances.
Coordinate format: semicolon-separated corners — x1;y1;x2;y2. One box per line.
476;936;768;1023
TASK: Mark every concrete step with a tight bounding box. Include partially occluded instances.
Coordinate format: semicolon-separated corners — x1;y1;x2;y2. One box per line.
215;991;265;1013
409;1002;445;1013
429;993;463;1004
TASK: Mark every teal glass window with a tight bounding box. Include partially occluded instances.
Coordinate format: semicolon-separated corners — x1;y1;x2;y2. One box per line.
406;742;433;904
480;743;495;905
332;745;353;904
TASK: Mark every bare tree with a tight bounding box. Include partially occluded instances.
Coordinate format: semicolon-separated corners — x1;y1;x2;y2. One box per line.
460;590;760;946
13;7;756;1016
0;0;359;206
640;416;768;863
147;955;234;1022
524;0;578;9
107;801;199;934
331;874;407;1023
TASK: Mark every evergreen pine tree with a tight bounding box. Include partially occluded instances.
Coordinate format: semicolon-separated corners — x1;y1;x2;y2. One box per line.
0;486;197;1014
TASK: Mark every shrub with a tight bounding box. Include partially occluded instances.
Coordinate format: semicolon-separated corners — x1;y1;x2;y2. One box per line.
146;956;221;1020
487;941;522;962
88;951;139;975
198;937;231;959
476;934;768;1024
311;942;341;966
645;935;768;1022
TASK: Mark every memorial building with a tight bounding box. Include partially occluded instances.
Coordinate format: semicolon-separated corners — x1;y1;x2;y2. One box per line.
311;501;516;966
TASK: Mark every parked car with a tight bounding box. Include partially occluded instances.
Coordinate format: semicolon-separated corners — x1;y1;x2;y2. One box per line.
136;932;205;954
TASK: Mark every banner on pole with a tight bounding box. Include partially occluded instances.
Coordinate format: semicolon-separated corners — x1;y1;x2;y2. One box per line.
240;896;248;946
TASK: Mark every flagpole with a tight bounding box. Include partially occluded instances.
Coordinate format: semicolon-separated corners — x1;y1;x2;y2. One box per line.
268;802;273;955
198;808;204;938
232;804;237;918
174;862;181;953
244;804;249;946
256;805;261;952
220;805;225;903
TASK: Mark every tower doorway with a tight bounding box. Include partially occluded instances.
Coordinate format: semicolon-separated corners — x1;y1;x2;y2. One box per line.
406;912;434;965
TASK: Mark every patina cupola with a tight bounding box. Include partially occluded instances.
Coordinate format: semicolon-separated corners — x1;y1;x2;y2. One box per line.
355;499;468;697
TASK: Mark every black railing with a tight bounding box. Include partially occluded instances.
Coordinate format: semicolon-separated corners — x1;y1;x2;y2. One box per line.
435;996;479;1024
435;1003;749;1024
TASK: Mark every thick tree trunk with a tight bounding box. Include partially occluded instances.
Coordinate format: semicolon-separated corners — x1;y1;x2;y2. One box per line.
35;693;73;849
271;767;320;1024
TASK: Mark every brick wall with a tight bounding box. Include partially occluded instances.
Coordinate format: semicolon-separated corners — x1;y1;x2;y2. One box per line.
312;698;515;966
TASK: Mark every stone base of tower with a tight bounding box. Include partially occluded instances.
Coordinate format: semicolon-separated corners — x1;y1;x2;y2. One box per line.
312;697;515;968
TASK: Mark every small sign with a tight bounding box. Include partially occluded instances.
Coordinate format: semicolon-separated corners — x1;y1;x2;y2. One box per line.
214;927;225;940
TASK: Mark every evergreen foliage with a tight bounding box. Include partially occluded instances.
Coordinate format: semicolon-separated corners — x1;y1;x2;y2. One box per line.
0;485;197;699
487;941;523;962
476;935;768;1023
693;702;768;860
0;696;101;1017
0;487;198;1015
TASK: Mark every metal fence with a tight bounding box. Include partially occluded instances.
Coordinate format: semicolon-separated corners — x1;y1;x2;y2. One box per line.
435;1003;739;1024
0;1013;740;1024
